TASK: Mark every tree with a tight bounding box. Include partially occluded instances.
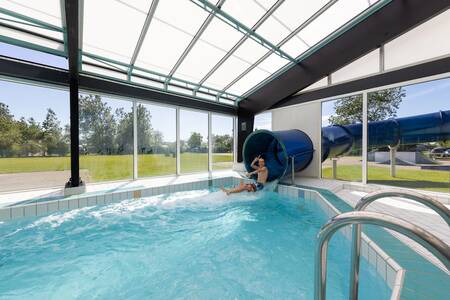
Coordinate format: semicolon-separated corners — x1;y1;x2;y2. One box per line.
328;87;405;125
136;104;153;153
79;94;116;154
0;102;20;157
213;134;232;153
42;108;64;156
187;132;202;151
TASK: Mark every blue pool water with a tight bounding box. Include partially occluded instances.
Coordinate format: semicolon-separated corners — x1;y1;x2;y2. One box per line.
0;189;390;299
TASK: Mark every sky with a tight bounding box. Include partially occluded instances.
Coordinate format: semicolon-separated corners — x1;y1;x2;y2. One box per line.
0;43;233;143
321;77;450;126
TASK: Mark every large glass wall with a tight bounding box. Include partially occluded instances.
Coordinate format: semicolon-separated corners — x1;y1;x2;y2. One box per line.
321;95;363;182
211;114;234;170
0;80;70;192
79;93;133;182
137;103;176;177
254;112;272;130
367;78;450;193
180;109;208;173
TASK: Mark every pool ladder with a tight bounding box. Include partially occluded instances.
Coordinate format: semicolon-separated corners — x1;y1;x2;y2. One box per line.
314;189;450;300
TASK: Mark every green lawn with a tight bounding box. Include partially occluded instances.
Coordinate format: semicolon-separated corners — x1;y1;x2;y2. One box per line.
323;165;450;193
0;153;233;182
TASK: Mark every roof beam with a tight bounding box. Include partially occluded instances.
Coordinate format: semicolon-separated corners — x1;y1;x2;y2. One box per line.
128;0;159;77
165;0;226;85
222;0;338;93
0;56;236;115
238;0;450;114
189;0;296;62
198;0;284;86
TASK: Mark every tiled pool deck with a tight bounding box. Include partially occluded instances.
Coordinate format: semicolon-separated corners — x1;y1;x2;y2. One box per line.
0;172;448;299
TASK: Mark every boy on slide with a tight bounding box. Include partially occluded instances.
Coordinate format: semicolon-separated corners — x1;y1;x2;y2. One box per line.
221;155;269;195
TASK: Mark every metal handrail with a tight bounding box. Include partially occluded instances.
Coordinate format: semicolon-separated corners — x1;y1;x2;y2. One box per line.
314;211;450;300
349;190;450;300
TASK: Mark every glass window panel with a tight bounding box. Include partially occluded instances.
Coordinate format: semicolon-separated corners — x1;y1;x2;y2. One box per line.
135;0;208;75
180;109;208;173
83;0;150;63
1;0;62;27
168;85;193;96
232;38;268;66
204;55;252;90
218;98;235;106
198;18;243;50
299;77;328;93
212;114;234;170
0;42;67;68
221;0;271;28
298;0;368;46
0;79;70;192
132;68;163;81
332;49;379;84
226;67;270;95
321;95;363;182
79;94;133;182
197;92;217;102
137;102;176;177
384;10;450;70
367;78;450;193
82;64;128;81
0;26;63;51
82;55;128;72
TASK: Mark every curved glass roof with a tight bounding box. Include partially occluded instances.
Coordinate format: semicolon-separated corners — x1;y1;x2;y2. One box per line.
0;0;389;105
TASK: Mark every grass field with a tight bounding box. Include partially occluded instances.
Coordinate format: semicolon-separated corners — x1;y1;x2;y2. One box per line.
322;165;450;193
0;153;233;182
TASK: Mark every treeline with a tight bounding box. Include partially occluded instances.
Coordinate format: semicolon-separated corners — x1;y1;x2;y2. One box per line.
0;95;233;158
0;103;69;157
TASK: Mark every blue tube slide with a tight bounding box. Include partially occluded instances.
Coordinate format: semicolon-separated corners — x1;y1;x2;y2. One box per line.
243;110;449;181
243;129;314;182
322;110;450;161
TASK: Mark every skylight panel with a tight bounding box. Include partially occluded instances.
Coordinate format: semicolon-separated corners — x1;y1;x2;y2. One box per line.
173;18;243;83
83;0;151;64
1;0;62;27
280;37;309;58
0;12;63;41
257;53;288;73
297;0;369;46
226;67;270;95
203;55;252;90
135;0;209;76
220;0;273;28
0;25;63;51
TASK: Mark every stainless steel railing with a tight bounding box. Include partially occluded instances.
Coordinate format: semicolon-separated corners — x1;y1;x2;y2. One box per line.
314;211;450;300
349;190;450;300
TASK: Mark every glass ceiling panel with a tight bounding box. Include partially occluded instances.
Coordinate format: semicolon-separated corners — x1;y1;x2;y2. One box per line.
227;0;377;97
297;0;369;46
220;0;275;28
0;0;62;27
135;0;209;75
226;67;270;95
0;12;63;41
0;25;63;51
82;0;151;64
203;55;252;90
173;17;244;82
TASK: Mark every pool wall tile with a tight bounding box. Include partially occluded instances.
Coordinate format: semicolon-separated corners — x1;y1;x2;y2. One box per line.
112;193;120;202
68;199;79;210
87;197;96;206
48;201;59;213
0;208;11;221
36;202;48;216
79;197;88;208
11;206;24;219
24;204;37;217
58;199;69;210
97;194;105;205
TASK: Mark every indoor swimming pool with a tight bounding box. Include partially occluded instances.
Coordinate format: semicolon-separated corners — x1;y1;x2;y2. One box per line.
0;188;390;299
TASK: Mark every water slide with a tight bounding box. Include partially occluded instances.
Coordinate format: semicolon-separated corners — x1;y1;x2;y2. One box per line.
243;110;450;181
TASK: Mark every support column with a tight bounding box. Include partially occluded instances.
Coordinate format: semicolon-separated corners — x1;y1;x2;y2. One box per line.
332;158;338;179
176;107;181;175
65;0;82;190
389;146;397;177
133;100;138;179
208;112;213;173
362;91;368;184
